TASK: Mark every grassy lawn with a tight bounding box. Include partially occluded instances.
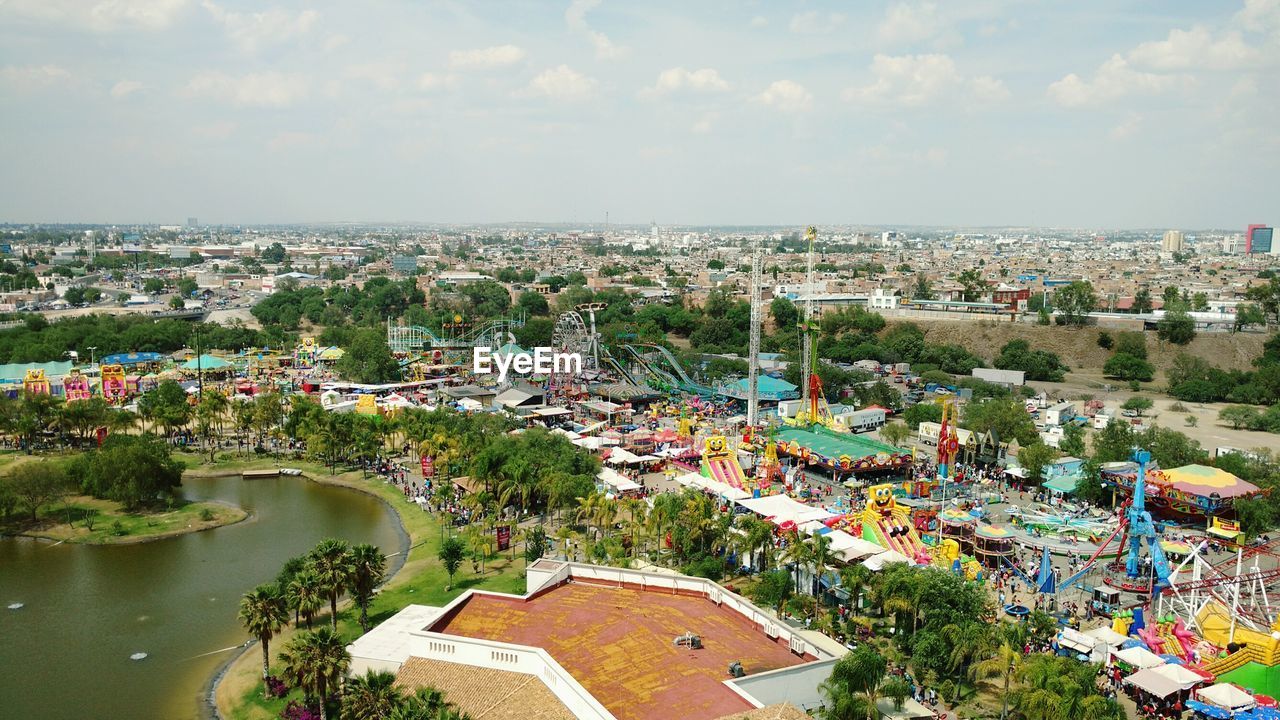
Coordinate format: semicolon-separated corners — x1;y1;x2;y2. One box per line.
218;467;528;720
3;494;247;545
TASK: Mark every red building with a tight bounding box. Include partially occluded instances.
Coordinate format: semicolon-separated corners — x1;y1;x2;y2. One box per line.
991;284;1030;311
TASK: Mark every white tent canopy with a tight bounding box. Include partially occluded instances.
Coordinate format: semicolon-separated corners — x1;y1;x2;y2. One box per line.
862;549;912;571
675;471;750;501
1056;627;1098;655
737;495;836;526
1150;664;1205;691
1197;683;1256;711
832;534;887;562
598;468;640;493
1112;646;1166;670
1085;626;1131;648
1124;668;1185;698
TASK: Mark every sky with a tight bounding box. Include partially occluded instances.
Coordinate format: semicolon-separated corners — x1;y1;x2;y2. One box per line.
0;0;1277;229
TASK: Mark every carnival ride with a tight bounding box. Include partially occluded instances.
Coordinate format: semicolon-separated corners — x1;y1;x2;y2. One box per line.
701;435;750;491
22;368;50;395
385;313;526;365
63;370;91;401
861;483;931;564
100;364;130;403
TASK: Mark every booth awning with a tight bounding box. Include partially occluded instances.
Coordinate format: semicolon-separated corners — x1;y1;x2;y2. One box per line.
598;467;640;493
1125;668;1187;698
1043;475;1079;495
1113;646;1166;669
862;549;912;571
1198;683;1257;711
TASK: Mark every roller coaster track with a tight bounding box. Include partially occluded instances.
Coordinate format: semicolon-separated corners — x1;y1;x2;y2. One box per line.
625;344;714;396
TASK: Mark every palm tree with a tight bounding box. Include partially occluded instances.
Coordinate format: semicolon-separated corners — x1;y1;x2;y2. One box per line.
820;645;888;720
287;568;325;629
350;543;387;633
310;538;356;630
806;531;833;614
646;492;682;562
736;515;776;572
342;669;402;720
838;564;872;614
618;496;647;557
238;583;289;695
943;621;993;701
973;641;1022;720
279;626;350;720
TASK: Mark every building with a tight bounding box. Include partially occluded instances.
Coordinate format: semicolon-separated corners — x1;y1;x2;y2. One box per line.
990;284;1030;312
1247;225;1274;255
437;270;494;285
348;561;836;720
392;255;419;274
1161;231;1185;253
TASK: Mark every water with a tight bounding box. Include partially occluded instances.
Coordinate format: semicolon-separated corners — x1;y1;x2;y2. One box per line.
0;473;406;720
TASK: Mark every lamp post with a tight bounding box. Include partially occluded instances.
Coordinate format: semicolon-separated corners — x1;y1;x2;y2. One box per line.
192;327;204;402
87;346;97;366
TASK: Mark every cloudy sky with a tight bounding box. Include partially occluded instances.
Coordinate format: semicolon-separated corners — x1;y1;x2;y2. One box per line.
1;0;1277;229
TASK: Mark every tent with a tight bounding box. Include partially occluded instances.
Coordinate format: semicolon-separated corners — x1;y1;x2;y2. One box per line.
183;354;232;371
875;697;935;720
1043;475;1079;495
1151;663;1206;691
832;533;892;562
1113;646;1166;670
598;467;640;493
675;472;750;501
1086;626;1131;648
1124;667;1186;698
862;550;912;571
1198;683;1257;712
737;495;836;526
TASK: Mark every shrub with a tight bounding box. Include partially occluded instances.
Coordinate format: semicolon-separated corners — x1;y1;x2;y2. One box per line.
111;520;126;536
199;507;215;522
1097;331;1113;349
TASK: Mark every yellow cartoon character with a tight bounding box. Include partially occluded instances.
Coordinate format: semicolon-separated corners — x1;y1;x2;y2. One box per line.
704;435;728;459
867;483;896;516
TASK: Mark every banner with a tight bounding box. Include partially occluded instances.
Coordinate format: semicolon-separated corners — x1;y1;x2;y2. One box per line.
421;455;434;478
496;525;511;552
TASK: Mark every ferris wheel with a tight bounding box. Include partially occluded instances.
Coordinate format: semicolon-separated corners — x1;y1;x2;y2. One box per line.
552;307;600;370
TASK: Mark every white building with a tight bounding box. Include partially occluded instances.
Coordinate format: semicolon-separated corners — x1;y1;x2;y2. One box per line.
1161;230;1185;253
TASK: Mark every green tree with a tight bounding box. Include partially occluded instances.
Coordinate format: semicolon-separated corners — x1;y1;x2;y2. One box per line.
337;329;402;384
3;462;71;521
751;569;793;617
278;626;350;720
309;538;356;630
439;536;466;590
1017;442;1058;482
67;434;186;510
994;340;1067;382
880;422;910;447
1102;353;1153;382
238;583;289;693
1157;308;1196;345
1054;281;1097;326
1133;287;1153;314
1059;423;1087;458
63;286;85;305
965;398;1037;446
287;568;325;629
350;543;387;633
342;670;403;720
260;242;287;263
517;290;549;316
1234;304;1266;333
1219;405;1261;429
820;645;888;720
1122;396;1153;416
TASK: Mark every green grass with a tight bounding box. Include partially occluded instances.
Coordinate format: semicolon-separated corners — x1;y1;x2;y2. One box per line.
4;494;246;544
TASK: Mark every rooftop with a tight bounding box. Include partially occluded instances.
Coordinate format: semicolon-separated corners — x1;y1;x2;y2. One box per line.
395;656;576;720
431;581;808;720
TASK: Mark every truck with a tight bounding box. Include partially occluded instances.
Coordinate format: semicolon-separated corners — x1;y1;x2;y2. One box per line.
1043;401;1076;427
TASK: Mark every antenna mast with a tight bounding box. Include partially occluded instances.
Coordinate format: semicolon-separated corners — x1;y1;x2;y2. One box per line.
799;227;817;420
747;236;763;427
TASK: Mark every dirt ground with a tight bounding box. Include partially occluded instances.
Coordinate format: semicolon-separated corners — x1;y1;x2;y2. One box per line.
899;318;1268;374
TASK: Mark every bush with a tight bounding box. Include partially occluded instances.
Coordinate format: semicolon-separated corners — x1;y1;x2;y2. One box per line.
1104;352;1154;381
199;507;215;522
1096;331;1113;349
110;520;126;536
279;700;321;720
265;676;289;698
683;555;727;580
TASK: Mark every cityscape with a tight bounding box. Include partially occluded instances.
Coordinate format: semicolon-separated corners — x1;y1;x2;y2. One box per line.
2;3;1279;720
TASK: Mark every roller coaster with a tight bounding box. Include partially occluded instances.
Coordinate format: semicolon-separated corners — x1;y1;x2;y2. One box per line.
385;313;526;364
620;344;715;397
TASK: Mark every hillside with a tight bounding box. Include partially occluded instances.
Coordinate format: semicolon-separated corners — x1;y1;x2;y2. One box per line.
899;319;1268;375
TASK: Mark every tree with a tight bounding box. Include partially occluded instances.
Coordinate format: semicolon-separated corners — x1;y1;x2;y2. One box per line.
342;670;403;720
261;242;288;263
278;627;350;720
68;433;186;510
1102;353;1154;382
517;290;549;316
902;403;942;429
287;568;325;629
1054;281;1097;326
956;269;987;302
337;329;401;384
707;258;725;270
4;462;71;521
770;297;799;330
309;539;356;630
880;422;910;447
965;398;1037;446
1157;308;1196;345
1133;287;1153;314
1122;396;1153;416
350;543;387;633
1059;423;1087;458
973;641;1022;720
239;583;289;693
1218;405;1261;430
63;286;85;305
1235;304;1266;333
751;570;794;618
994;340;1066;382
439;536;466;590
142;278;165;294
1017;442;1058;482
138;380;192;437
169;296;186;310
1096;331;1113;349
820;645;888;720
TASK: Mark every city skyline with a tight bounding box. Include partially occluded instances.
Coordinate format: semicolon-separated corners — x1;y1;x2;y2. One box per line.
1;0;1278;227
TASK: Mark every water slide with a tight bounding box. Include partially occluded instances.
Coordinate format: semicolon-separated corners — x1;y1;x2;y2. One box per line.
620;345;681;391
866;516;923;559
626;344;714;396
600;353;644;388
705;455;748;490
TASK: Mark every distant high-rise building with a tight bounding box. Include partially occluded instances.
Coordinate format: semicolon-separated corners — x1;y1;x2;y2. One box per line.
1222;234;1247;254
1247;224;1273;255
186;217;198;228
1161;230;1185;253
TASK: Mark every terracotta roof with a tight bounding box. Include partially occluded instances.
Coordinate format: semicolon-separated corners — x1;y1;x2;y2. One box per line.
394;656;575;720
718;704;811;720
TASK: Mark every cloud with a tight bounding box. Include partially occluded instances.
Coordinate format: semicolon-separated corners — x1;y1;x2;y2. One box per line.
201;1;317;53
1109;112;1143;140
184;71;308;107
110;79;144;98
323;34;349;52
749;16;768;28
1046;54;1181;107
1128;26;1260;70
343;62;402;92
789;11;845;34
1;0;188;32
565;0;625;59
418;73;459;91
521;65;595;100
877;2;942;44
448;44;526;70
1234;0;1280;35
754;80;813;113
641;67;728;97
0;64;72;88
844;54;958;106
268;131;319;152
191;121;237;139
969;75;1011;102
691;113;717;133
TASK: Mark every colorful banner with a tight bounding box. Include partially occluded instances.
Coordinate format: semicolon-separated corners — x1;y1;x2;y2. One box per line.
496;525;511;552
421;455;434;478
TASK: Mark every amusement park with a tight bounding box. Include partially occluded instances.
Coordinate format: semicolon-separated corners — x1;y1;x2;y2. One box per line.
2;228;1277;720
